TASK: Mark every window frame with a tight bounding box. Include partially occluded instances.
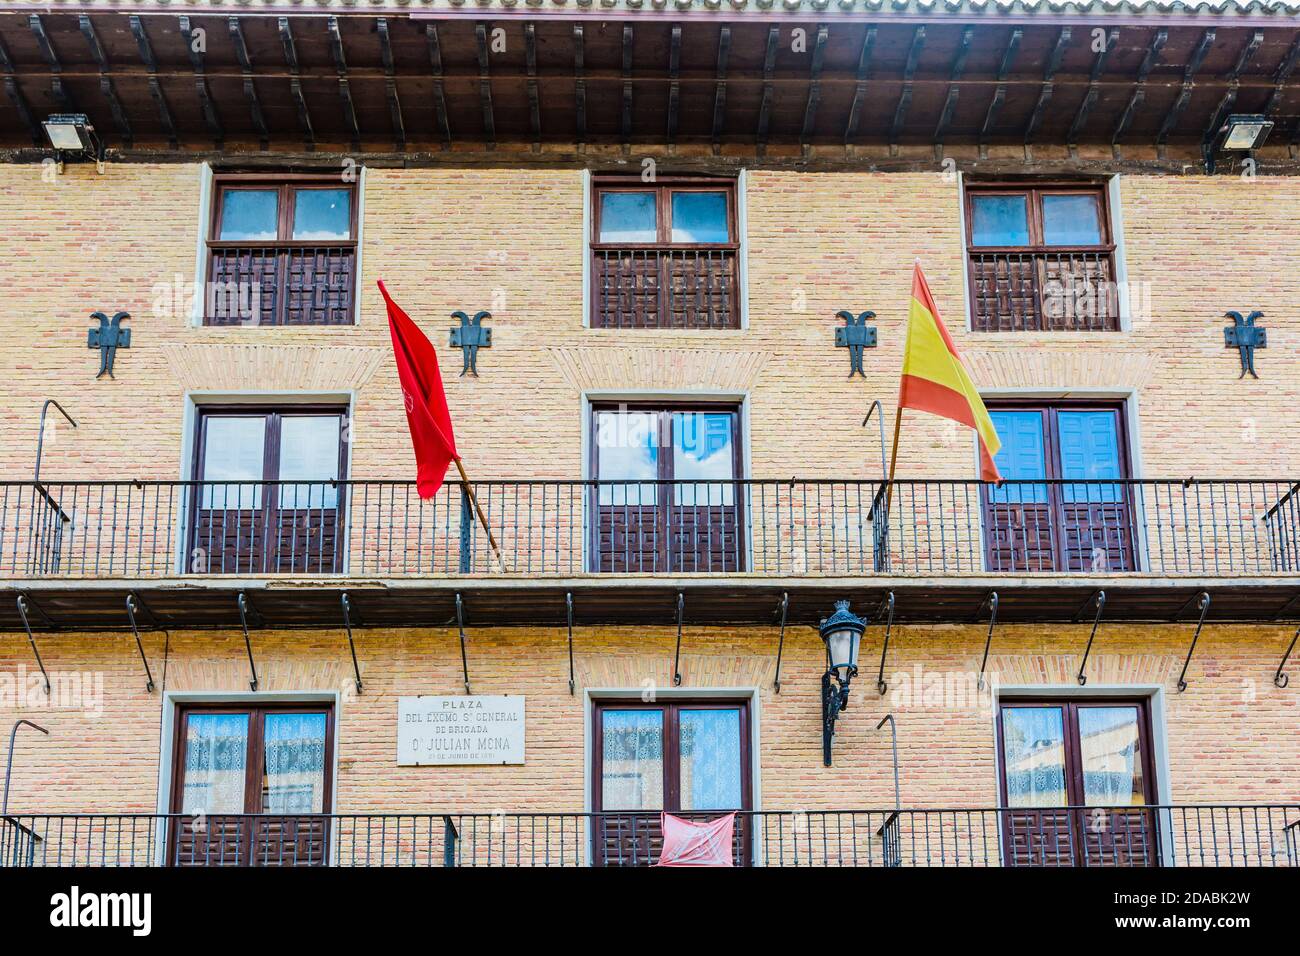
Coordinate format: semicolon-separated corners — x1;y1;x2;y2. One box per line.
984;399;1132;484
205;172;359;326
191;404;350;487
588;400;744;486
591;697;753;814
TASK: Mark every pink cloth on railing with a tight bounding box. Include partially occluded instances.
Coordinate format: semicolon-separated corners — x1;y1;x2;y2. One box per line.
653;812;736;867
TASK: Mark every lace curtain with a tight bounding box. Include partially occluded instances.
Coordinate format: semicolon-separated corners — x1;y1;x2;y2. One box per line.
263;712;328;814
182;714;249;814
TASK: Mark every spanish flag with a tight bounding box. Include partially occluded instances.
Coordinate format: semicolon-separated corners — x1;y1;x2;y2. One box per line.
898;264;1002;481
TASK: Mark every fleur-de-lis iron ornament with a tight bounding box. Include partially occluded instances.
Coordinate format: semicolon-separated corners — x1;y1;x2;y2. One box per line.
450;310;492;376
1224;310;1266;379
87;311;131;379
835;310;878;378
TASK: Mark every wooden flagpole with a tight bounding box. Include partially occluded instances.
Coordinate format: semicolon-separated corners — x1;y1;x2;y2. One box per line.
455;458;508;572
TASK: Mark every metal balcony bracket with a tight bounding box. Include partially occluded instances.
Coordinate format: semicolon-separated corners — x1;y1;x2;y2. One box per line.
1274;623;1300;688
975;591;999;692
772;591;789;693
455;592;471;695
340;592;362;696
1175;591;1212;693
875;590;897;696
672;591;685;687
14;594;51;696
236;592;260;692
566;591;575;696
1074;590;1107;687
124;592;157;693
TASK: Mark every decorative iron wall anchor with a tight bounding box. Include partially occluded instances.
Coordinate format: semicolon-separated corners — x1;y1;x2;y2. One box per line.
87;311;130;379
450;310;492;376
1224;310;1266;378
835;310;877;377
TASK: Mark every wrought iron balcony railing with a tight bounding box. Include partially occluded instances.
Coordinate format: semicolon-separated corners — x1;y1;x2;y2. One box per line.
2;478;1298;579
3;806;1296;867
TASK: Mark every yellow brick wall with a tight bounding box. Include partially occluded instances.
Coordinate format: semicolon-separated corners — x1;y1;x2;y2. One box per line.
0;624;1294;813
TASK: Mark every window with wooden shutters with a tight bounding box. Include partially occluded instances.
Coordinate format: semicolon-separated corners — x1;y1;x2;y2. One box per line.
965;183;1118;332
590;176;740;329
206;175;357;326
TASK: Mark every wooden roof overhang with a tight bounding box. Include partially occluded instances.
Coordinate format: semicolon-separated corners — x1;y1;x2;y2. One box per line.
1;9;1299;162
4;576;1300;632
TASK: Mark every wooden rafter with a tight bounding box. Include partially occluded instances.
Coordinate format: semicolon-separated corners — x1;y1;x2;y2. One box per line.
667;24;682;145
934;26;974;146
573;23;586;144
980;28;1023;144
377;18;406;150
800;24;830;148
756;26;779;149
475;22;496;145
890;26;927;147
0;33;38;144
1112;28;1168;146
1068;27;1118;145
29;14;78;113
711;26;731;151
78;15;131;146
844;25;878;145
277;17;314;149
1157;28;1216;145
1023;26;1072;145
425;23;451;145
621;24;633;146
130;15;176;148
1263;31;1300;120
228;18;269;148
179;15;222;145
327;16;360;148
524;22;540;145
1203;29;1264;151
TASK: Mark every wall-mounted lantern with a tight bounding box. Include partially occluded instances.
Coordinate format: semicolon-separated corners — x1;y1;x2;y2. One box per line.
820;600;866;767
1204;113;1274;173
42;113;103;172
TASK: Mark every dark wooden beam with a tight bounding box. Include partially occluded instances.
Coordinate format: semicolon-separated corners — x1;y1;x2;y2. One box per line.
425;24;451;145
933;26;973;147
1068;27;1118;145
475;22;496;145
710;26;731;152
524;22;540;146
1112;28;1167;147
78;15;131;146
29;14;78;114
980;28;1023;145
889;26;926;148
1023;26;1072;145
573;23;586;145
756;26;779;150
1263;31;1300;122
327;16;360;149
129;15;176;148
0;34;39;145
621;24;633;146
1203;30;1263;148
1157;28;1216;145
799;24;829;149
377;18;406;150
228;18;269;149
844;25;878;146
179;15;222;146
277;17;314;150
666;24;681;145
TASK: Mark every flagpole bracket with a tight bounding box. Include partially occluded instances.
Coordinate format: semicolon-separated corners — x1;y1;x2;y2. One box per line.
672;592;684;687
772;591;789;693
875;591;896;696
1175;591;1211;693
341;592;363;696
975;591;998;692
1075;590;1107;686
124;592;157;693
15;594;51;696
237;592;260;692
456;592;472;695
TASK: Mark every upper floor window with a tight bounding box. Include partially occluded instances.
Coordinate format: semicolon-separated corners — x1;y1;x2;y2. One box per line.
965;183;1118;332
590;176;740;330
206;175;357;326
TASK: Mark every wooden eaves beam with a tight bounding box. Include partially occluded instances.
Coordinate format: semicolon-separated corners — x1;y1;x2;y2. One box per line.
277;17;314;150
1202;30;1263;151
1111;27;1168;149
377;18;406;150
755;25;779;150
844;24;877;146
573;23;586;145
980;27;1023;147
1156;28;1216;146
799;24;829;150
179;15;222;146
620;23;633;146
666;24;681;145
29;14;78;113
0;33;38;144
79;14;132;146
426;23;452;145
524;21;540;146
1067;27;1118;146
933;25;974;150
475;22;496;146
710;26;731;153
130;15;177;148
1023;26;1072;145
327;16;361;149
889;25;926;151
228;17;269;149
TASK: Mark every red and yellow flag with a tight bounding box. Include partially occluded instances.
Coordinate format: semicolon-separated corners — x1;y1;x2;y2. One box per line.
898;263;1002;481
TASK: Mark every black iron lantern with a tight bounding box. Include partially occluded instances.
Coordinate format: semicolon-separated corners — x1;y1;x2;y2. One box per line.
819;600;866;767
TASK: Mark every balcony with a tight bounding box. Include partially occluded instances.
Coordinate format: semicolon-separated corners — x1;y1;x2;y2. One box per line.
3;806;1296;868
2;478;1299;630
969;250;1119;332
591;246;739;329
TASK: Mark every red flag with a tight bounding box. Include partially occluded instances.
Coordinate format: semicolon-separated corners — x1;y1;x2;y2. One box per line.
379;280;459;499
